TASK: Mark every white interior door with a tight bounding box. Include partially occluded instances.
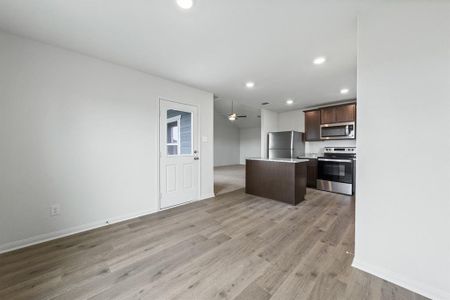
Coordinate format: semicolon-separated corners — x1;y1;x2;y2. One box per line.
160;99;199;209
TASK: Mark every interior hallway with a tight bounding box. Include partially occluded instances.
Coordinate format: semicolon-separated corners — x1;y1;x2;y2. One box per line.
214;165;245;196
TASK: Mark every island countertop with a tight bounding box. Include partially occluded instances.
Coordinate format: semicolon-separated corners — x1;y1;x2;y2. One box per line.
246;157;310;164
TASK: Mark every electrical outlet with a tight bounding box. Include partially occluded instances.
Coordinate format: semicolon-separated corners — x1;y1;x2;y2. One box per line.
50;204;61;216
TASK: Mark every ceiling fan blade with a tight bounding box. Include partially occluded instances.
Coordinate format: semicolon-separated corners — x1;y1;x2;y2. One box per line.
237;115;247;118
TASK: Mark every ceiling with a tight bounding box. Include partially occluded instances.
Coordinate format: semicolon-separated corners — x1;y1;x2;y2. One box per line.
0;0;358;114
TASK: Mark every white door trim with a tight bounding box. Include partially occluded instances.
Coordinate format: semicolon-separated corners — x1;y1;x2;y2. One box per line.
157;97;201;211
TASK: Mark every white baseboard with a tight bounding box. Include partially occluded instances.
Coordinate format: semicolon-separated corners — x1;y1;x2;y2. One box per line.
0;192;218;254
352;258;449;300
199;193;215;200
0;209;156;254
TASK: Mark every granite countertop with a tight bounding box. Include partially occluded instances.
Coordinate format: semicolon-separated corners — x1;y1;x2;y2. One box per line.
246;157;310;164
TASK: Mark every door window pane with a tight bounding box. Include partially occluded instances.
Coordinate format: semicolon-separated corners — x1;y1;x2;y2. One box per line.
167;145;178;155
167;121;179;144
167;109;192;155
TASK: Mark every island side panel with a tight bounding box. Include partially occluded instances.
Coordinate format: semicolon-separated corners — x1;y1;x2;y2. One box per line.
294;163;307;205
245;160;296;205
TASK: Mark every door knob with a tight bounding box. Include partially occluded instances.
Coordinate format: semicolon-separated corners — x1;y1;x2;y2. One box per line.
194;157;199;160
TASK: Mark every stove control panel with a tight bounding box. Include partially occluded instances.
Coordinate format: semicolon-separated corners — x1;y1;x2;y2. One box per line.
324;147;356;154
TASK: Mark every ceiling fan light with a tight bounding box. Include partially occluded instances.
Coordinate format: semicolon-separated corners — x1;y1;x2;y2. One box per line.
228;113;237;121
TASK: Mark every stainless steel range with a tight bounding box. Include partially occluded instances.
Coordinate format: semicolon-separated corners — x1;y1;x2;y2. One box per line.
317;147;356;195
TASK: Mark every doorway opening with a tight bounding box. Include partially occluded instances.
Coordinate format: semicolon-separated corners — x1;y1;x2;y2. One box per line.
213;98;261;196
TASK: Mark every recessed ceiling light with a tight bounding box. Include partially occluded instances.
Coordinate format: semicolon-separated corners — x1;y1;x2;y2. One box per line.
176;0;193;9
340;88;349;94
286;99;294;105
313;57;326;65
245;82;255;88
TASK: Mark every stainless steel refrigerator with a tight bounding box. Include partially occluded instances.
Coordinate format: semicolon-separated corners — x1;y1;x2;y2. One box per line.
267;131;305;159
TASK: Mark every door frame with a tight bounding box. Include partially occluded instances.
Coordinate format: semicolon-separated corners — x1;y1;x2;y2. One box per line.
157;97;201;211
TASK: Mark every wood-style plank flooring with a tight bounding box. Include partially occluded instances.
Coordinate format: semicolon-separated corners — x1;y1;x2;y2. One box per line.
0;188;427;300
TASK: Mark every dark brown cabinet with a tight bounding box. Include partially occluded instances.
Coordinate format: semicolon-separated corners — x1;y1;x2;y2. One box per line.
335;103;356;123
320;103;356;124
320;107;335;124
246;159;307;205
304;110;321;141
306;159;317;188
305;102;356;141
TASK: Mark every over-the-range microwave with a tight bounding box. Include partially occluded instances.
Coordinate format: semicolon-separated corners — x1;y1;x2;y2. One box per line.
320;121;355;140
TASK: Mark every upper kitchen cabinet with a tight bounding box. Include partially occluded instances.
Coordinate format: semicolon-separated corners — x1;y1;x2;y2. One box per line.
304;110;321;141
320;103;356;124
335;103;356;123
320;107;335;124
304;102;357;141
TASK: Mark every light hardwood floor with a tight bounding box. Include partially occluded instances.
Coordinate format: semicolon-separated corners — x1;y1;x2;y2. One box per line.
0;188;427;300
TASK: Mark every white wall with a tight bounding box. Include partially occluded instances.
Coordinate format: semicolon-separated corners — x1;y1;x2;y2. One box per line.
213;112;240;166
355;3;450;299
239;127;261;164
278;109;304;132
0;31;214;253
260;109;278;157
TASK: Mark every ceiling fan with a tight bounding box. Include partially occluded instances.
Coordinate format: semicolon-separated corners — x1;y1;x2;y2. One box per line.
228;101;247;121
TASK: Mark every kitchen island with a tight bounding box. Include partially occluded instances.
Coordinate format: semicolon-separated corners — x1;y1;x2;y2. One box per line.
245;158;309;205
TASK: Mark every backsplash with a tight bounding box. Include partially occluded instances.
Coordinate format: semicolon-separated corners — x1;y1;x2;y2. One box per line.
305;139;357;155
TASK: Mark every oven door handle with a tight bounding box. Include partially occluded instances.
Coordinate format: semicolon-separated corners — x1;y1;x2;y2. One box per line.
318;158;353;163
